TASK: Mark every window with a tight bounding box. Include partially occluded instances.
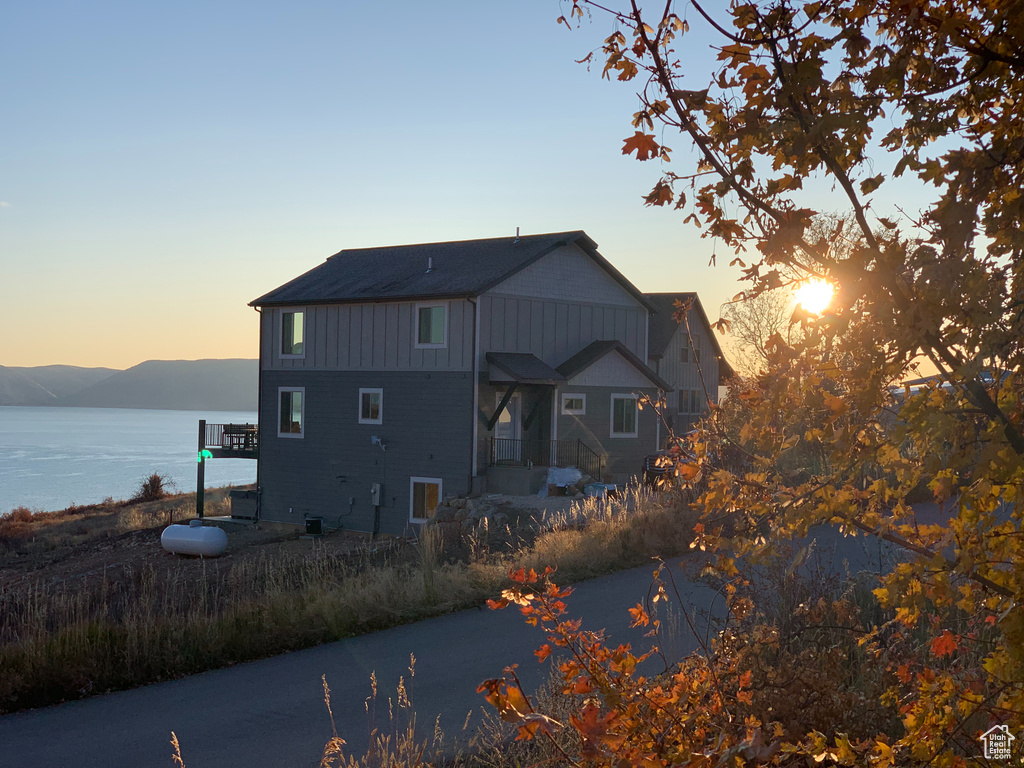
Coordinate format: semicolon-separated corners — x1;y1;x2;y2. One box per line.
410;477;442;522
679;347;689;363
610;394;638;438
281;310;304;357
359;388;383;424
692;390;704;414
677;389;688;414
561;393;586;415
415;303;447;348
278;388;304;437
694;348;701;363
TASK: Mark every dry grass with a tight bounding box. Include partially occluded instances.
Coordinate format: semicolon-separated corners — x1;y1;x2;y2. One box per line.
0;485;698;714
0;488;233;552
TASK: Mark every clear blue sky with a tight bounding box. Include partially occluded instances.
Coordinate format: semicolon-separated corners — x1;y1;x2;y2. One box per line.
1;1;919;369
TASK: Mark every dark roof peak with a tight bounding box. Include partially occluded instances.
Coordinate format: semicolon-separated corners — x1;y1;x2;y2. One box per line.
252;230;652;307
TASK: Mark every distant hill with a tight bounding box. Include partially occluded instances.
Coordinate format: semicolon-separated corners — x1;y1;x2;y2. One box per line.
0;365;117;406
0;360;258;411
57;359;258;411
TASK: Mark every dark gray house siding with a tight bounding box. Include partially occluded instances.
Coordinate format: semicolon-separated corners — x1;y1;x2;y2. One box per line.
259;369;473;535
554;385;660;480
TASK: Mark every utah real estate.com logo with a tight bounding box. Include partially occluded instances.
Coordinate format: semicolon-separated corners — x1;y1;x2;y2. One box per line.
980;725;1016;761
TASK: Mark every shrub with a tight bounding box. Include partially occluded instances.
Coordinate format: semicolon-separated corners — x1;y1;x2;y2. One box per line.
131;472;168;503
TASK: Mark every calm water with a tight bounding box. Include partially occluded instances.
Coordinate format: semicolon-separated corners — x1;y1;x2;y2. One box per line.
0;406;258;514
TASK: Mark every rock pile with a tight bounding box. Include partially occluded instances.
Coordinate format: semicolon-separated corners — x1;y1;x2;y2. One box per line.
428;496;512;543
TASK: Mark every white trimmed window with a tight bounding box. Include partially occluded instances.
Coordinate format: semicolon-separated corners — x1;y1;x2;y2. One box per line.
415;302;447;348
278;387;304;437
280;310;305;357
409;477;442;522
359;388;383;424
679;346;689;363
561;393;586;415
610;394;638;438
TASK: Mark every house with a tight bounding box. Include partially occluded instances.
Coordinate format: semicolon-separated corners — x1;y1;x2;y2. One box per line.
249;231;696;535
645;292;734;436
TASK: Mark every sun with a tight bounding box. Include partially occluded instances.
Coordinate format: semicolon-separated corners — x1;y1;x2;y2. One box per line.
794;279;835;315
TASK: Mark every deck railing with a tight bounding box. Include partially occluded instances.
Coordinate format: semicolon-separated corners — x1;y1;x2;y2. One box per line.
489;438;602;480
205;423;259;453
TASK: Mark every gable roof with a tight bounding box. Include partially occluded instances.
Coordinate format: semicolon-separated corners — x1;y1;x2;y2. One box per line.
645;292;734;381
557;340;672;391
251;231;653;309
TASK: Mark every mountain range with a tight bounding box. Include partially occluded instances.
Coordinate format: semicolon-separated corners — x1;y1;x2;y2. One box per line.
0;359;258;411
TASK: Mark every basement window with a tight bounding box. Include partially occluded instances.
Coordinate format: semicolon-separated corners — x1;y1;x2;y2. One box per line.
410;477;442;522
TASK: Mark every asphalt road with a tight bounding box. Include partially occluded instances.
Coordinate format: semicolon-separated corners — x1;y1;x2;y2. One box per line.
0;558;726;768
0;516;913;768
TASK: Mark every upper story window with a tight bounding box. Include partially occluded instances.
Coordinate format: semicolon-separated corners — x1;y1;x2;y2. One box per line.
278;387;304;438
281;310;305;357
359;388;383;424
680;347;689;363
415;302;447;348
610;394;638;438
561;393;586;415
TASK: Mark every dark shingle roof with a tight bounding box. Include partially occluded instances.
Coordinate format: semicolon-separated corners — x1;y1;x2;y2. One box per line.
251;231;653;309
486;353;565;385
645;292;734;382
556;340;672;391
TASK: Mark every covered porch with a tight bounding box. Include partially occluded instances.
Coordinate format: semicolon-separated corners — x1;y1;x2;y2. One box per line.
483;352;602;494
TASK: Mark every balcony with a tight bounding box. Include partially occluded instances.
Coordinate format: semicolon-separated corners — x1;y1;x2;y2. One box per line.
203;423;258;459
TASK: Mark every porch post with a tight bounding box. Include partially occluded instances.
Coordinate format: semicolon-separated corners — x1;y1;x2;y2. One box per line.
197;419;206;519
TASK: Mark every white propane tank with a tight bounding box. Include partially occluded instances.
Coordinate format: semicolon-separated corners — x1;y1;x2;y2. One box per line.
161;519;228;557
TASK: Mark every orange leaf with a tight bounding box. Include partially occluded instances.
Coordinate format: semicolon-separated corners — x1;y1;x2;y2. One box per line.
535;644;552;662
621;132;660;161
628;603;649;627
931;630;958;658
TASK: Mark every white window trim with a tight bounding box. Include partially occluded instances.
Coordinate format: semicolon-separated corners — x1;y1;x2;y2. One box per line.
409;476;443;523
414;301;448;349
610;394;639;438
277;386;305;438
358;387;383;425
279;308;306;359
561;392;587;416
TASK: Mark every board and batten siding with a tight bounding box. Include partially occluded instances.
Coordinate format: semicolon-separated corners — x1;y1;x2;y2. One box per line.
650;307;720;412
479;244;648;367
261;300;475;372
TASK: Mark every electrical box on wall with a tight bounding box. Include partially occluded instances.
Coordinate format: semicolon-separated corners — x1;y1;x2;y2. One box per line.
370;483;382;506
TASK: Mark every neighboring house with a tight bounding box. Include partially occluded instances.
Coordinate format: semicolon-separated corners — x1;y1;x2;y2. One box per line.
645;292;734;436
248;231;684;535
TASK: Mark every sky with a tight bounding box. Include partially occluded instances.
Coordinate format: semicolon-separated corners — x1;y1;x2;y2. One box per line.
0;1;931;370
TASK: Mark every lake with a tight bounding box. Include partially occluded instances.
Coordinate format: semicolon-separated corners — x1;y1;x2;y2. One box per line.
0;406;258;514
